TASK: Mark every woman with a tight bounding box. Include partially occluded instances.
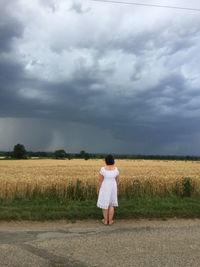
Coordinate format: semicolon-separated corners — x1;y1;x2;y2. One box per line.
97;154;119;225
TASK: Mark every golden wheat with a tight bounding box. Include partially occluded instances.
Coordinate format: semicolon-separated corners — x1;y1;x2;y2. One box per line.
0;159;200;200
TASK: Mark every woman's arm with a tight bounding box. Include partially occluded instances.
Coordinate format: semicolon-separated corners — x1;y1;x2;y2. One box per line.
97;174;104;194
115;175;119;194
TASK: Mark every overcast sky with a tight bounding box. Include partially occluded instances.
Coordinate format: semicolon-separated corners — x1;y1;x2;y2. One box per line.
0;0;200;155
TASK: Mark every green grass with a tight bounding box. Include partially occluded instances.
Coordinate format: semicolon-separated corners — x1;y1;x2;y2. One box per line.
0;195;200;221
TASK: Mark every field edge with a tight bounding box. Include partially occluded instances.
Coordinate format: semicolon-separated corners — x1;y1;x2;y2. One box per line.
0;196;200;221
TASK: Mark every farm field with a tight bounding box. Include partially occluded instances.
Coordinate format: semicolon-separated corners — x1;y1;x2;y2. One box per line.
0;159;200;200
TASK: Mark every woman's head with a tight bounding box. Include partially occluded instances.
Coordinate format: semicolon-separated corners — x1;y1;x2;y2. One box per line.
105;154;115;165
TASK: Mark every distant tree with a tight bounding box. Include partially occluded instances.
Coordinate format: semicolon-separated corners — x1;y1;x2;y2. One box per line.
84;153;90;160
80;150;90;160
54;149;66;159
13;144;27;159
65;153;73;160
80;150;86;158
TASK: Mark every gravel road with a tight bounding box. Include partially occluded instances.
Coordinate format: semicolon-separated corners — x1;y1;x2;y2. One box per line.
0;218;200;267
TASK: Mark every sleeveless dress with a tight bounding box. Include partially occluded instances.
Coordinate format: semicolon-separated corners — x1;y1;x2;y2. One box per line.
97;166;119;209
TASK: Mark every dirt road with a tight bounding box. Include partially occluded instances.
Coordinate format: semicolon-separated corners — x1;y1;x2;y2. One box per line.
0;218;200;267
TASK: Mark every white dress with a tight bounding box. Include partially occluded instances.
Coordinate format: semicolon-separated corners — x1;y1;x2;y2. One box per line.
97;166;119;209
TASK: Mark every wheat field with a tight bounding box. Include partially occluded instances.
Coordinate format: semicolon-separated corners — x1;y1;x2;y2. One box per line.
0;159;200;200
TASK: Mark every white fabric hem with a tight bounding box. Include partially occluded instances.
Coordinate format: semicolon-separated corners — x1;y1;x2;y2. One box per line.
97;203;118;209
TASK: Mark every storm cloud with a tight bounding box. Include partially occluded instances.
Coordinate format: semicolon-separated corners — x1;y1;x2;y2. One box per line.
0;0;200;154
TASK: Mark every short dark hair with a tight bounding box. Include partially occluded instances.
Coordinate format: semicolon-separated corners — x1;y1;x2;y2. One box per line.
105;154;115;165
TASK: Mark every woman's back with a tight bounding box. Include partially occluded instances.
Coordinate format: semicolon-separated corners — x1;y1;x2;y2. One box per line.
100;166;119;182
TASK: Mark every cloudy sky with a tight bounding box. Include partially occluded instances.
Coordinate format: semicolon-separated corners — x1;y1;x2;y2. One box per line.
0;0;200;155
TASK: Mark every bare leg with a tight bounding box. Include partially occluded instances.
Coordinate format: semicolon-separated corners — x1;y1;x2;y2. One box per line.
108;206;114;224
102;209;108;224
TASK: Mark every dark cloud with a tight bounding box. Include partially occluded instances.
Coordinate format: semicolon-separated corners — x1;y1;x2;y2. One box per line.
0;0;24;53
0;0;200;154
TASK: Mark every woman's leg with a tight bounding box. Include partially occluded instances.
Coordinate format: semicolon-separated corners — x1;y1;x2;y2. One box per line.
108;206;114;224
102;209;108;224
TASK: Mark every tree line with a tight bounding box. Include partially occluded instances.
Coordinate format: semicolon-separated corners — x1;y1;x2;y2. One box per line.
0;143;200;161
0;144;91;160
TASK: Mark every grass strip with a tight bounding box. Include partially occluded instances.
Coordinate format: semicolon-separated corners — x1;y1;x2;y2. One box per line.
0;195;200;221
